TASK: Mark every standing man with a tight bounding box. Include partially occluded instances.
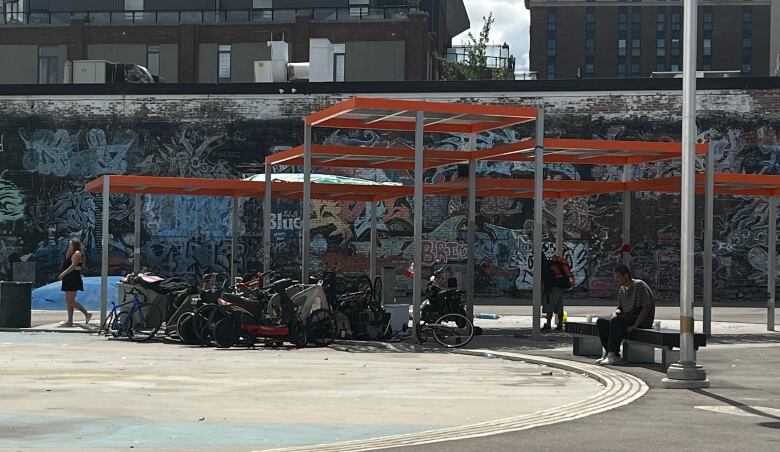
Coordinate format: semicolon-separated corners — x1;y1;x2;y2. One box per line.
542;255;575;331
596;264;655;365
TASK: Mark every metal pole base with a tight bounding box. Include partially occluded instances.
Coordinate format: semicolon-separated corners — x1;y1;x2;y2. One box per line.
662;362;710;389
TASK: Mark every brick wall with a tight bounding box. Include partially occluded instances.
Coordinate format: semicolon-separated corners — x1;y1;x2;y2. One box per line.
0;86;778;302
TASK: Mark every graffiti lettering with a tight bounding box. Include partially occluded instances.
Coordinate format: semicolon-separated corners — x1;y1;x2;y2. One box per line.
422;240;468;265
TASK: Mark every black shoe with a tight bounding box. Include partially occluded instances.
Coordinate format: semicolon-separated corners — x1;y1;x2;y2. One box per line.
555;324;563;331
541;324;551;331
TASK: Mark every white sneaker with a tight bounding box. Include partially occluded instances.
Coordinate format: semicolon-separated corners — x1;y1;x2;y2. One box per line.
595;353;608;365
601;352;623;366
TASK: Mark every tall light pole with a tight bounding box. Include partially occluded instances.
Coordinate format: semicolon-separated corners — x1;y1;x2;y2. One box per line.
662;0;709;389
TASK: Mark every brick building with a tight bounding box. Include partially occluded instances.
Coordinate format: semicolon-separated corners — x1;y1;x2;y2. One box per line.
0;0;469;83
526;0;779;80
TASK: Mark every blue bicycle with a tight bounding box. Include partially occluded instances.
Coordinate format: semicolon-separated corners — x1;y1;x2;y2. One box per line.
98;288;163;342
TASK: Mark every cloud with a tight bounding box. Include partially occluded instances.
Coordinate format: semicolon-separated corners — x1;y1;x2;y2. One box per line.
453;0;531;72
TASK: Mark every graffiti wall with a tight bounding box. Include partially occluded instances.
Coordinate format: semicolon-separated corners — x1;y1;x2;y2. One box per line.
0;89;778;302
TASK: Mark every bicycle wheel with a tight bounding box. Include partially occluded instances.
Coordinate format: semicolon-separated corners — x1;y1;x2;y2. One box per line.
372;276;382;306
127;304;163;342
176;311;199;345
306;308;335;347
431;313;473;348
212;316;239;348
98;311;115;337
192;304;227;347
289;318;308;348
112;311;131;338
356;275;373;299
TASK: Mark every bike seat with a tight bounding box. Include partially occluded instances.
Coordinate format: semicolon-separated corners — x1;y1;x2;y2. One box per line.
221;292;267;318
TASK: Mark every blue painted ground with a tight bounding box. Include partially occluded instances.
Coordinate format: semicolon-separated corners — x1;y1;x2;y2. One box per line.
0;412;426;449
32;276;123;310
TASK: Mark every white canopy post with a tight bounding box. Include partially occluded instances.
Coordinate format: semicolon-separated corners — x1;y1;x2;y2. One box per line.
231;195;238;284
622;164;632;266
467;132;477;319
412;111;424;343
555;199;564;257
768;196;777;332
100;175;110;326
263;162;272;273
133;193;141;274
532;107;545;340
302;124;312;283
370;200;378;283
704;143;714;336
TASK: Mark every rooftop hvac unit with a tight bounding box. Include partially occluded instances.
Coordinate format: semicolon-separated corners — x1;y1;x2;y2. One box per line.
254;60;288;83
287;62;310;81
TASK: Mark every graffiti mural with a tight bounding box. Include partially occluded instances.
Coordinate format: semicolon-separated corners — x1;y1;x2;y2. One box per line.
0;93;778;303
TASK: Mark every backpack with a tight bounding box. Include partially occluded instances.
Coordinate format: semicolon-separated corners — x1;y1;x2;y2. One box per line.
551;257;575;289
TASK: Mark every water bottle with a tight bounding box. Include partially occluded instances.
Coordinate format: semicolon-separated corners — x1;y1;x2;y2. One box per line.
477;313;500;320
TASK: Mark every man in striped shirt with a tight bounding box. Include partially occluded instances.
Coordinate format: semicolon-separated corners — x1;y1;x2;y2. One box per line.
596;264;655;366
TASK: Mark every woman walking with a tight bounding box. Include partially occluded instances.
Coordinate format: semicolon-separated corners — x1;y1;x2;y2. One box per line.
59;239;91;326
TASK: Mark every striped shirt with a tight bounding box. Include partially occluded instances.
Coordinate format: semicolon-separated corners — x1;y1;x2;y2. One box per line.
617;279;654;317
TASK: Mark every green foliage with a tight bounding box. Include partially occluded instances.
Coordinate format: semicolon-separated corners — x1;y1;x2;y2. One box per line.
436;12;508;81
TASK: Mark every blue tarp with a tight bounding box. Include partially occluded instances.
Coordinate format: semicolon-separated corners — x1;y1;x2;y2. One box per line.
32;276;123;310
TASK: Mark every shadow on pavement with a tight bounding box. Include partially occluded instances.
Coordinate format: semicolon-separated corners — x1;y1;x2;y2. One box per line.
691;389;780;421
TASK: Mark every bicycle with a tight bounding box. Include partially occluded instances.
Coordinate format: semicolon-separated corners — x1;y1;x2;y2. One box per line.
416;313;474;348
98;287;163;342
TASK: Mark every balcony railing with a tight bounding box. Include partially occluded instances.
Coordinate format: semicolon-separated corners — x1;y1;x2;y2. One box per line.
1;7;411;26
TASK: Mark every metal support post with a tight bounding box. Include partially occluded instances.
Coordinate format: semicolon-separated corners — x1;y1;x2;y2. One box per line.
231;196;238;284
302;124;312;283
663;0;709;389
532;107;545;340
555;199;564;257
263;162;272;273
133;193;141;274
704;144;714;336
100;176;110;326
622;164;632;266
370;200;378;284
467;132;477;319
768;196;777;331
412;111;424;343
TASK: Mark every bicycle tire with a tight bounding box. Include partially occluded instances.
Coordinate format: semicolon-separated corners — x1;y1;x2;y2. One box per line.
212;316;239;348
289;318;308;348
98;311;115;337
306;308;335;347
431;313;474;348
112;311;131;338
127;304;163;342
356;275;373;299
192;304;227;347
177;312;199;345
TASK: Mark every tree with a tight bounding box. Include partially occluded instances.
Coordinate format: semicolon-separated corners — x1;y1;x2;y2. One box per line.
436;12;508;81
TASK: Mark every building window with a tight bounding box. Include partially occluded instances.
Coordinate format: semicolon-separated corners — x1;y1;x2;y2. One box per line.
547;39;556;57
631;38;640;57
671;38;680;57
547;63;556;80
618;63;626;78
618;39;627;56
703;63;711;71
548;13;556;32
147;45;160;77
656;63;665;72
657;12;665;32
618;8;628;32
703;8;713;31
4;0;24;23
631;62;640;76
742;38;752;49
703;39;712;57
333;52;345;82
218;45;231;83
742;63;751;74
253;0;271;7
631;10;641;31
585;63;594;77
671;10;681;31
585;38;595;56
656;39;666;56
38;46;59;84
671;63;679;72
125;0;143;10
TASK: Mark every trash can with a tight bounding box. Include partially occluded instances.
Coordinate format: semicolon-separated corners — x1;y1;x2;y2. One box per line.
0;281;32;328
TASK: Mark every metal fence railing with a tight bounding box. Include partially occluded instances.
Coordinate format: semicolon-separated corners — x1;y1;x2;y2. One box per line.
1;7;411;26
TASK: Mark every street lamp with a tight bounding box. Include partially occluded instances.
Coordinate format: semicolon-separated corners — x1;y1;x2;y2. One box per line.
662;0;710;389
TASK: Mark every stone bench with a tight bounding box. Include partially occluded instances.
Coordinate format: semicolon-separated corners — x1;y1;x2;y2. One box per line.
564;321;707;369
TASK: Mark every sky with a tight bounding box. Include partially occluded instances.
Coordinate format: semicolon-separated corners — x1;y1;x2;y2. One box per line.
453;0;531;73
